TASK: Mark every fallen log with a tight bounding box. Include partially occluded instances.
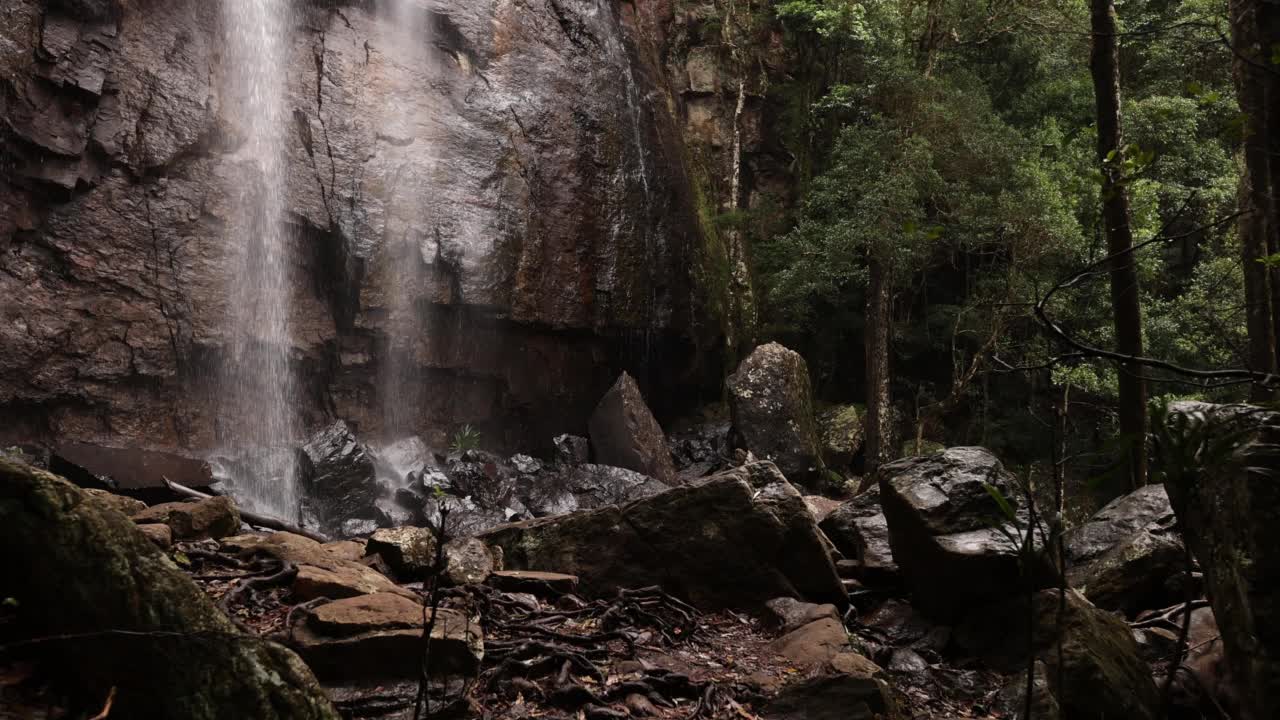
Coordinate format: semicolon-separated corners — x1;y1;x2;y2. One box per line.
163;475;331;543
0;456;339;720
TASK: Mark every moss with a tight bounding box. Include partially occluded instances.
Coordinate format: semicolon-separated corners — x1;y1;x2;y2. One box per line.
0;457;340;720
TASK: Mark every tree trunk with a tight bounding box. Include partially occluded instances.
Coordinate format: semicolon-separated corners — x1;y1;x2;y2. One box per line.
1089;0;1148;487
864;251;893;476
1234;0;1279;394
0;456;339;720
1261;1;1280;373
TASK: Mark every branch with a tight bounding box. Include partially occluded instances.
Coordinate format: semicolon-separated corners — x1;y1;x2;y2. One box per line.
162;477;330;543
1033;204;1273;385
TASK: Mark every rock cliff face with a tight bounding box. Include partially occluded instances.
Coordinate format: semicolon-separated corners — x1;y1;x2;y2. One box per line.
0;0;770;456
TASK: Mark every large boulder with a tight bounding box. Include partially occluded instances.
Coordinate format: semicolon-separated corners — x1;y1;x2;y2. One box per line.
1064;486;1184;615
1162;402;1280;720
0;457;338;719
878;447;1052;620
291;593;483;682
820;486;898;583
588;372;678;484
302;422;383;537
727;343;826;489
958;589;1159;719
131;495;241;540
481;461;846;611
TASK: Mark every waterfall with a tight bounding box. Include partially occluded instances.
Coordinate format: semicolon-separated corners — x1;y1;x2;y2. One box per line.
218;0;300;520
374;0;437;448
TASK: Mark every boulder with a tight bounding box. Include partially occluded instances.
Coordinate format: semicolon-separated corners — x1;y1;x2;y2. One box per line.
1064;484;1175;564
366;527;437;580
443;449;521;510
1162;402;1280;720
221;532;414;601
1064;484;1184;614
0;457;339;719
959;589;1159;719
443;538;496;586
482;462;846;611
82;488;147;517
322;540;366;562
563;464;668;508
136;522;172;548
131;495;241;540
770;617;854;667
727;343;826;489
765;597;842;633
761;673;899;720
816;404;864;469
292;593;483;682
50;441;213;490
878;447;1050;620
588;372;677;484
302;421;382;536
1066;521;1184;616
994;660;1061;720
553;435;591;466
802;496;843;523
820;487;898;583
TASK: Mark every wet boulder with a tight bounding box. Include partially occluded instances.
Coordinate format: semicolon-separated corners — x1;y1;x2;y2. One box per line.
727;343;826;490
302;422;383;536
588;372;678;484
552;434;591;466
878;447;1052;620
563;464;668;509
1064;486;1184;615
820;486;898;583
481;461;846;611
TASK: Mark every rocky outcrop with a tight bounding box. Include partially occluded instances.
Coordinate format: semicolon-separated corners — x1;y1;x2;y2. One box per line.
1162;402;1280;720
0;456;339;719
727;343;826;489
481;461;846;611
0;0;742;462
588;372;678;484
879;447;1052;620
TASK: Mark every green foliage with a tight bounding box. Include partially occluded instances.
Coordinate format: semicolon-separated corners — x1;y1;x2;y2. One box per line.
449;424;482;454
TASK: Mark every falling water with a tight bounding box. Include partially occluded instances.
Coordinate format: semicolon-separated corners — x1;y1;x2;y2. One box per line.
375;0;436;446
218;0;299;520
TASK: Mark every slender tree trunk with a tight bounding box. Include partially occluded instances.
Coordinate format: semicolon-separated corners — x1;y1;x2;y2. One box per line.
1261;1;1280;372
1089;0;1148;487
1234;0;1279;394
865;251;892;476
